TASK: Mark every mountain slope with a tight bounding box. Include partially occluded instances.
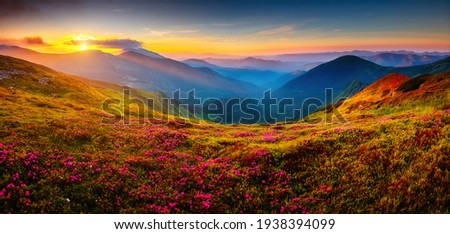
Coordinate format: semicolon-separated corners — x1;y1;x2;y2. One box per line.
119;51;261;97
203;57;300;72
333;80;368;102
183;58;218;68
275;55;388;100
338;72;450;114
261;50;450;63
275;55;450;101
394;56;450;77
1;58;449;215
0;45;261;98
183;58;286;88
0;55;188;121
262;70;306;90
0;45;169;91
126;48;165;59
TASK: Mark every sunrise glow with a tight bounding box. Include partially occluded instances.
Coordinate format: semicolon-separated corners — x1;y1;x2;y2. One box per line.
1;0;450;223
0;1;448;58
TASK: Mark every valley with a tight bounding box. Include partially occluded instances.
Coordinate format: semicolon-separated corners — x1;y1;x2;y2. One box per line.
0;54;448;213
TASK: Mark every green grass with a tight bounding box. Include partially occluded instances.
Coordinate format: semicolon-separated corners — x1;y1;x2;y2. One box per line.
0;55;449;213
1;108;449;213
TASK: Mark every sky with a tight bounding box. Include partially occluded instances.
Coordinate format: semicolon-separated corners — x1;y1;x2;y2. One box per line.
0;0;449;58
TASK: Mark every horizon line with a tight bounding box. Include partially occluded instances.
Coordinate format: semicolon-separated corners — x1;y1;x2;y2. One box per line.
1;43;450;60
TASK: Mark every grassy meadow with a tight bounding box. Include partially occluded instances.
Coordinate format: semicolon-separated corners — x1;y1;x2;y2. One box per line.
0;56;449;214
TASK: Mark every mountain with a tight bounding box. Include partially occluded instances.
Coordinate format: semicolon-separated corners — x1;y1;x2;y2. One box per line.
202;57;300;72
125;48;165;59
260;50;379;63
0;45;260;98
259;50;450;63
118;51;261;98
365;53;446;67
338;72;450;114
301;62;324;70
183;58;218;68
333;80;368;102
275;55;388;100
262;70;306;90
275;55;450;101
183;58;286;88
0;45;169;89
0;55;188;121
3;54;449;215
394;56;450;77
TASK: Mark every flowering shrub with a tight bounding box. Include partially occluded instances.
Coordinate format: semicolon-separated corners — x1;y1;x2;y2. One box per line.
0;110;449;213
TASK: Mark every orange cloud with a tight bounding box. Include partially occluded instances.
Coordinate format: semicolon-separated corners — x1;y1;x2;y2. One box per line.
23;36;46;45
67;38;142;49
0;36;46;46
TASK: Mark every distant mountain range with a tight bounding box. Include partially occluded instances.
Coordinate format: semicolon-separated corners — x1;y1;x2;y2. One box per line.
0;45;261;98
262;70;306;90
183;58;299;89
0;54;188;118
259;50;450;63
364;53;447;67
196;51;450;73
275;55;450;102
201;57;301;72
1;44;449;114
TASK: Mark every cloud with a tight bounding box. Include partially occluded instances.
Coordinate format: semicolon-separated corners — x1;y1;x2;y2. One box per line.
143;28;198;37
256;25;296;36
144;30;171;37
23;36;45;45
0;36;46;46
69;38;143;49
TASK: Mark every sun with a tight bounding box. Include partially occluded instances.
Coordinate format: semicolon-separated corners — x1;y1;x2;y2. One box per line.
80;43;88;51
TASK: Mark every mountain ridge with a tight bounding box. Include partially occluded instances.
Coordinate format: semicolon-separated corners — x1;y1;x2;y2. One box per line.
365;52;446;67
338;71;450;114
0;45;261;99
275;55;450;101
0;54;189;120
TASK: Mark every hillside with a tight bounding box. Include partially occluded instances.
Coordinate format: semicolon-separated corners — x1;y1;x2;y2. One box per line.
119;51;261;98
0;45;261;99
0;55;188;122
0;45;144;87
203;57;300;72
275;55;388;100
333;80;367;102
275;55;450;101
395;56;450;77
183;59;218;68
183;58;286;88
262;70;306;90
339;72;450;114
0;55;449;214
